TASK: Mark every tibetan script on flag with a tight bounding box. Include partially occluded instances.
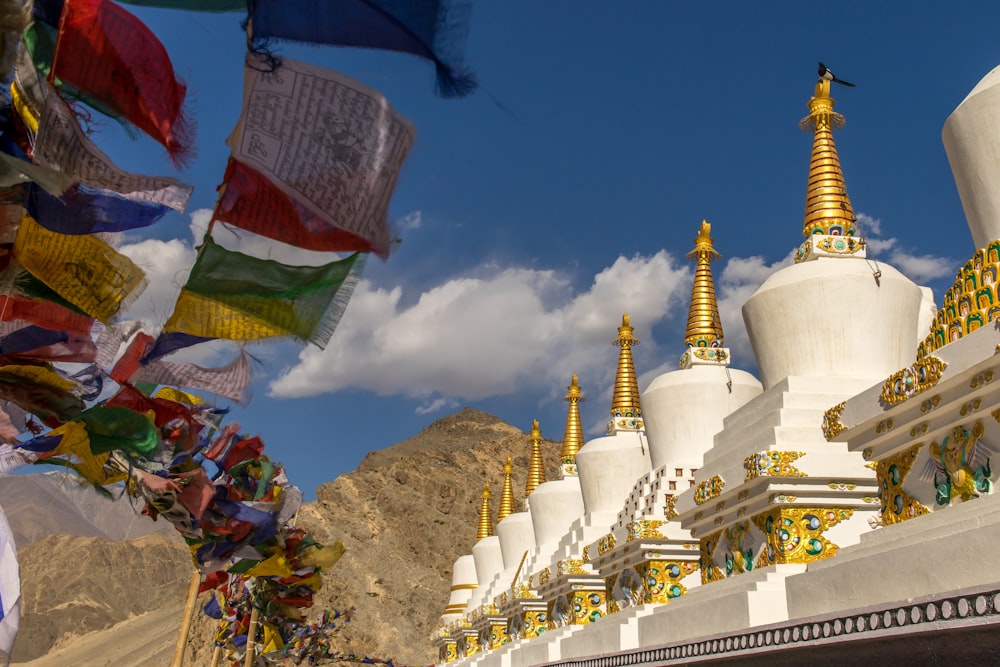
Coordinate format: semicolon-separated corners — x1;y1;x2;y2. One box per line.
14;215;148;323
228;55;415;254
33;91;193;212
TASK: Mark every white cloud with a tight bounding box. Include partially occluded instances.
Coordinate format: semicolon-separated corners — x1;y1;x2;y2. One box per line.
883;251;955;284
856;212;882;237
416;397;460;415
856;210;955;284
267;248;799;416
268;252;694;406
118;238;196;330
396;210;422;231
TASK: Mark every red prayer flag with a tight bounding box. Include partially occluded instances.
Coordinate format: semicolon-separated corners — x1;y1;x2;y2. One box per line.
198;571;227;594
108;331;155;384
215;159;383;257
0;295;94;337
219;436;264;471
51;0;194;165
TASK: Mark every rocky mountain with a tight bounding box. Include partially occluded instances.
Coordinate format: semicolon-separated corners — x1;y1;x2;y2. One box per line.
14;533;192;663
8;408;564;666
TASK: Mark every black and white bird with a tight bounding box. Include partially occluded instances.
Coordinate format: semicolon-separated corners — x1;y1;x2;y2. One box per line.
818;62;855;87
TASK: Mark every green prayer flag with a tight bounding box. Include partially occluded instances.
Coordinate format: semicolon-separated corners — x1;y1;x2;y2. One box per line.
165;236;365;348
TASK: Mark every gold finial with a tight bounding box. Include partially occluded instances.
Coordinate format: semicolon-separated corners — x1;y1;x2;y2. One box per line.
610;313;642;417
684;221;724;348
525;420;547;496
560;374;585;465
798;77;857;239
497;456;515;523
477;482;493;540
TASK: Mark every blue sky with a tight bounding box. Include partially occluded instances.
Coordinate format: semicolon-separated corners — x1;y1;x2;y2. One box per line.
92;2;1000;499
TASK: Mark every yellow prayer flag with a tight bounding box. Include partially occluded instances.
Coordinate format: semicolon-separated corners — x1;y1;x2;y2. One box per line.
14;215;147;323
0;364;76;393
246;552;294;579
153;387;204;405
10;82;39;135
45;421;127;486
164;290;287;341
299;541;345;570
261;622;285;653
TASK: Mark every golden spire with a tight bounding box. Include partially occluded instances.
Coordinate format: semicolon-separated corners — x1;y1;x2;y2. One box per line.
799;78;857;238
610;313;642;418
684;221;724;348
525;420;546;496
497;456;515;523
560;374;585;466
477;482;493;540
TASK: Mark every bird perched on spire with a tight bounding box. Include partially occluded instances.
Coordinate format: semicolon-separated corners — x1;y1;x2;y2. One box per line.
818;62;855;87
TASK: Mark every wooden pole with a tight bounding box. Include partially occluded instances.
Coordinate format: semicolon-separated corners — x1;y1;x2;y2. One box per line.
243;606;260;667
210;644;224;667
171;570;203;667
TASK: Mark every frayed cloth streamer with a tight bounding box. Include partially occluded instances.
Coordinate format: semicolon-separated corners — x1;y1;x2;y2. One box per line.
33;90;193;211
215;159;385;258
13;215;148;323
246;0;477;98
50;0;195;165
0;295;94;337
228;55;414;254
0;0;32;86
0;151;76;196
0;442;37;469
24;183;172;235
0;325;97;365
132;349;253;406
0;365;84;425
94;321;143;372
164;235;365;349
143;332;215;362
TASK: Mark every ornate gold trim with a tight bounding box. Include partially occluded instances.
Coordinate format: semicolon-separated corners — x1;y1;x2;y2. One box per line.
880;356;947;406
753;506;853;566
694;475;725;505
665;495;678;520
872;444;929;525
627;519;665;541
822;402;847;440
744;451;807;480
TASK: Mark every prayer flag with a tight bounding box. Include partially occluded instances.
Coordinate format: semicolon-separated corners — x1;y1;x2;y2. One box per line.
14;214;148;323
34;90;193;211
0;296;93;336
229;55;414;255
0;365;84;425
17;20;126;132
0;444;36;471
0;503;19;659
164;236;365;349
32;421;127;485
247;0;476;97
78;405;158;456
24;183;172;235
0;151;75;195
117;0;245;10
50;0;194;164
132;349;253;405
215;159;384;258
